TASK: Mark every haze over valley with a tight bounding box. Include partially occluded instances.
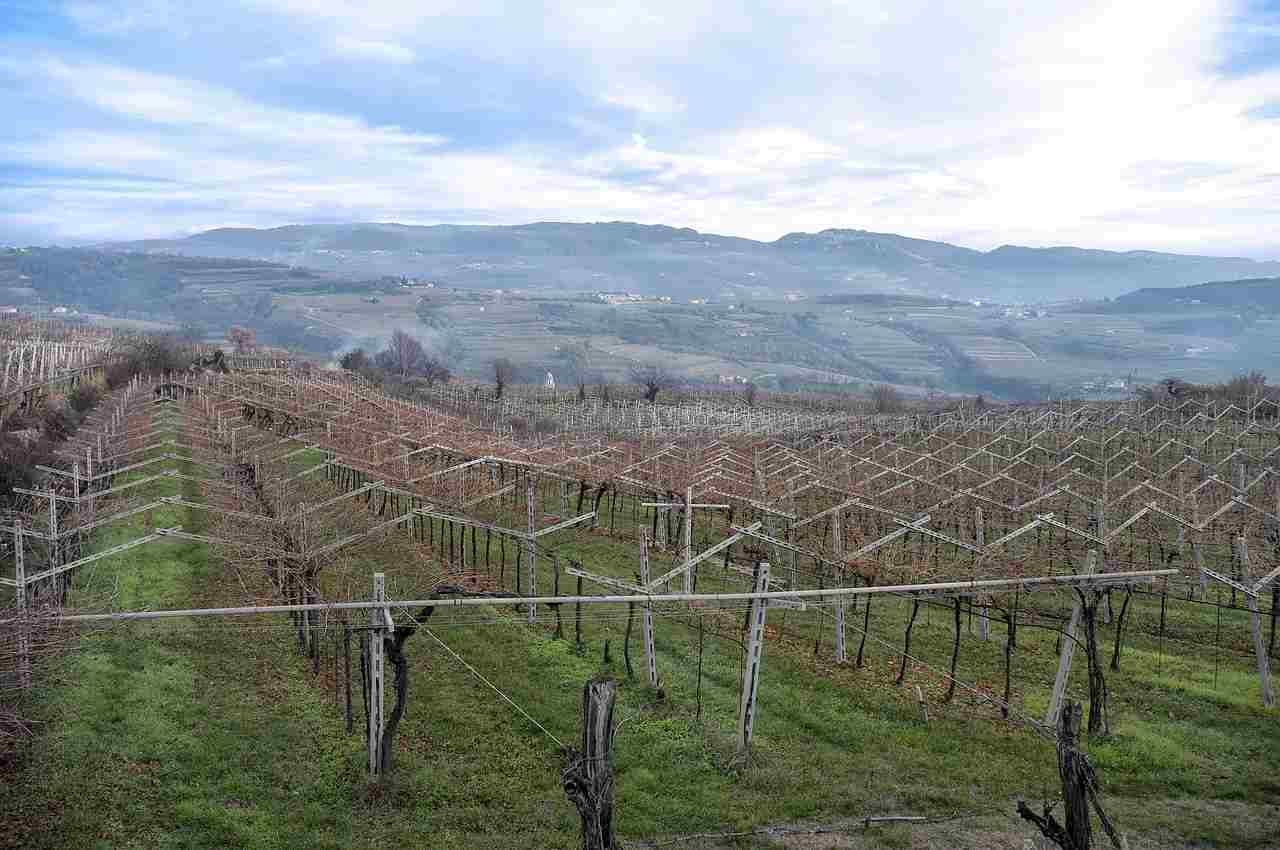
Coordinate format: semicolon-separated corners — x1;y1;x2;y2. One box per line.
5;219;1280;399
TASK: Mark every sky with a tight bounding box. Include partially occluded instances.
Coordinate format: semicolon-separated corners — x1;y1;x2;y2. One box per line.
1;0;1278;255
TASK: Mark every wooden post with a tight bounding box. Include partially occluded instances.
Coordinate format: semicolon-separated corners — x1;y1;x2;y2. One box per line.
526;476;537;624
638;533;659;688
1237;536;1275;708
368;572;387;777
736;561;770;754
1046;550;1096;727
914;684;929;723
562;678;619;850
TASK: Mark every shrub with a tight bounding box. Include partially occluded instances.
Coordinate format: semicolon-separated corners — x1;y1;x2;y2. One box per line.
67;382;102;414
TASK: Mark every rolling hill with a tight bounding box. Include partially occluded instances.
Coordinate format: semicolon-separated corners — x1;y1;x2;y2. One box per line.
109;222;1280;303
1109;276;1280;312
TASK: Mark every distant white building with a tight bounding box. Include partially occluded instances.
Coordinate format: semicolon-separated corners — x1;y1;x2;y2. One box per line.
545;371;556;389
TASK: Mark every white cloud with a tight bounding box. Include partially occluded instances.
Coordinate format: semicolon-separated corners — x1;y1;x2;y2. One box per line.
333;36;416;64
600;85;684;116
2;0;1278;256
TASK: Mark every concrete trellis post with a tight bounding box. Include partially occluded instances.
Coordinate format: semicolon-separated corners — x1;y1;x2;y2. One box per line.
976;506;989;640
642;492;730;594
833;509;846;663
1191;494;1205;596
526;476;537;624
368;572;389;776
736;561;770;754
1236;536;1274;708
1046;550;1096;727
47;490;59;590
14;519;31;689
639;532;658;688
682;485;693;593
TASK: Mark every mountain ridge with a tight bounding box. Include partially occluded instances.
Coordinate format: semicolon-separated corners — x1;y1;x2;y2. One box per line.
107;221;1280;302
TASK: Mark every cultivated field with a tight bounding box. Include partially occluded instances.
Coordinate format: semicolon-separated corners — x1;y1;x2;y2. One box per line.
3;354;1279;848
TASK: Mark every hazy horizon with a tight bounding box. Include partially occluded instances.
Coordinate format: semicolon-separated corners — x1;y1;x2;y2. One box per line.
5;217;1280;265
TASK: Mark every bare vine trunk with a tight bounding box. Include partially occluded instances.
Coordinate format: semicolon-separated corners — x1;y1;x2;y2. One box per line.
562;678;618;850
896;599;920;686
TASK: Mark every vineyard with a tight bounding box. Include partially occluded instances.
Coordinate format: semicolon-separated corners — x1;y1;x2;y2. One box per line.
2;348;1279;848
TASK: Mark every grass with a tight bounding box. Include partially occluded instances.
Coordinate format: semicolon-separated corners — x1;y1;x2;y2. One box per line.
4;452;1279;849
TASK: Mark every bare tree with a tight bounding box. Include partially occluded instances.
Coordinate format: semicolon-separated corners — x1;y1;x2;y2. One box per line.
339;348;370;371
226;325;256;354
743;382;759;408
630;363;675;403
419;357;451;387
377;329;428;379
493;357;515;399
870;383;904;414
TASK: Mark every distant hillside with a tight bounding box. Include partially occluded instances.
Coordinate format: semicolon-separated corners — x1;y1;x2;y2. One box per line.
108;222;1280;302
0;247;292;312
1110;277;1280;312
